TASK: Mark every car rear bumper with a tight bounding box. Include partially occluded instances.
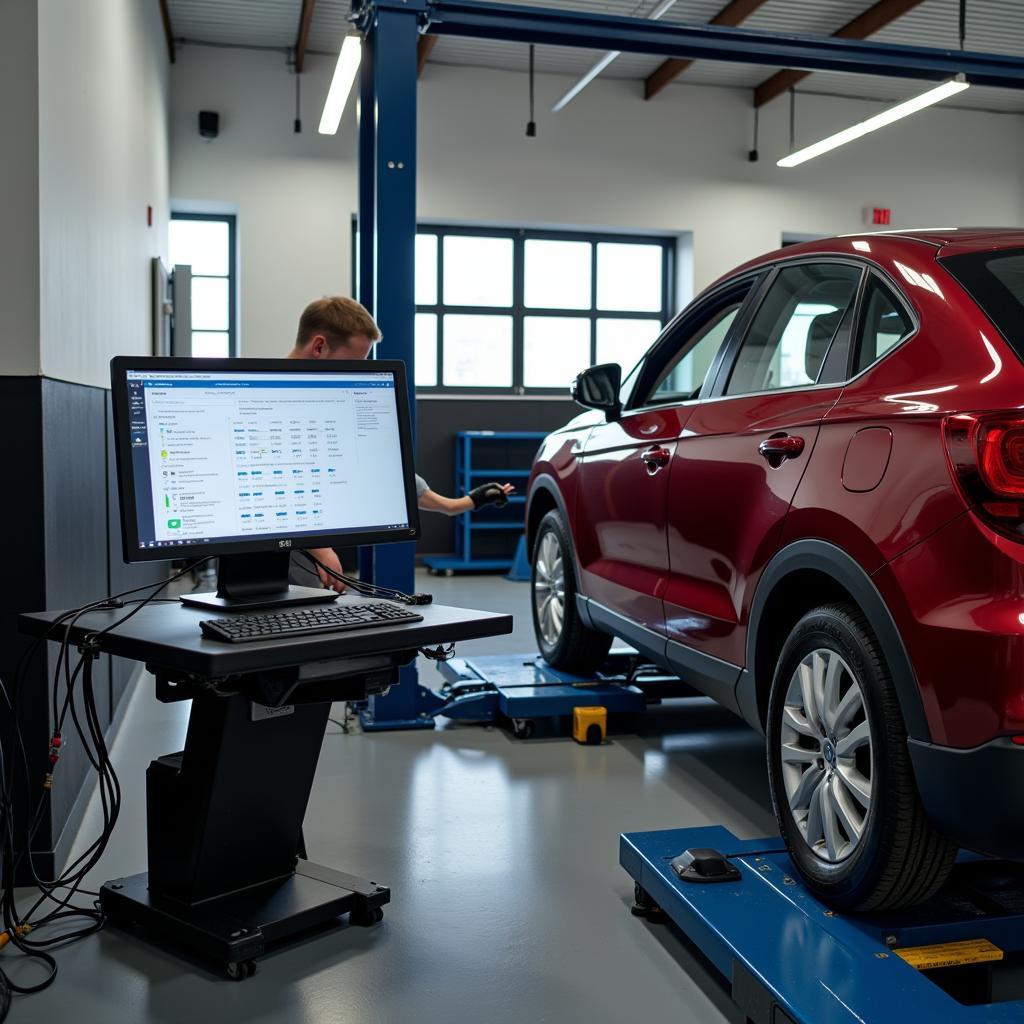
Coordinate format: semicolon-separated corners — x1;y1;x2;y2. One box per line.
909;736;1024;859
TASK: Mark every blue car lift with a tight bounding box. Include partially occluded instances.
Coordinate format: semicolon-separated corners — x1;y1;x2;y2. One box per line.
621;826;1024;1022
352;0;1024;729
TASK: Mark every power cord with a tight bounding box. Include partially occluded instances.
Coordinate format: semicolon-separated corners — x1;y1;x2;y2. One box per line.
0;557;212;1020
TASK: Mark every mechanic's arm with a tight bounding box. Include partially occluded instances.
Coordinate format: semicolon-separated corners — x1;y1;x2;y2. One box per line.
417;482;515;517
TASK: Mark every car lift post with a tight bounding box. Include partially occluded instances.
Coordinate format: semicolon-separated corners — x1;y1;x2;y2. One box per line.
356;0;435;731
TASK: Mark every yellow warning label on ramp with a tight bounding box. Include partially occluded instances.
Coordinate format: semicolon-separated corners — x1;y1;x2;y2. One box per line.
894;938;1004;971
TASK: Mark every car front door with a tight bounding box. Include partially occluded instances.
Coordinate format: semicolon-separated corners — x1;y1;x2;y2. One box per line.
661;260;864;705
575;277;759;642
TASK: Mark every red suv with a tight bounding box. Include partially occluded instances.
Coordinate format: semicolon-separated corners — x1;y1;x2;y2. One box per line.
526;229;1024;911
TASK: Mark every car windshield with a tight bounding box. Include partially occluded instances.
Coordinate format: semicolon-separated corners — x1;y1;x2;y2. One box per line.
942;247;1024;359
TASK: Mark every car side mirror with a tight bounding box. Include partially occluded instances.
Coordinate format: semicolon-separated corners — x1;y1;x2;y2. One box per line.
572;363;621;421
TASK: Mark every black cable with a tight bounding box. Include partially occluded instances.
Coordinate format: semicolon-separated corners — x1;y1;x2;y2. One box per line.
0;557;211;1013
959;0;966;50
525;45;537;137
302;552;417;604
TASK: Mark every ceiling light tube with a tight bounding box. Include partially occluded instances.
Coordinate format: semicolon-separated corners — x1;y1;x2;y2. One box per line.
552;0;678;113
777;75;969;168
319;34;361;135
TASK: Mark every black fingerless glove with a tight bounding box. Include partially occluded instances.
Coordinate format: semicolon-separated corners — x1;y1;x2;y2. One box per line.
468;482;509;509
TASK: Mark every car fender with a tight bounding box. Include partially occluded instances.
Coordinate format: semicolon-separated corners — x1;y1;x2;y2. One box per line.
738;538;930;742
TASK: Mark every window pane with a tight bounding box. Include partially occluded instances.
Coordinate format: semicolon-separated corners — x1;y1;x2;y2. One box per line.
191;277;229;331
191;332;230;358
596;318;661;377
726;264;861;396
649;305;740;404
853;279;913;375
415;312;438;387
442;314;513;387
596;242;663;312
415;234;438;305
524;239;591;310
523;316;591;388
443;236;513;307
170;218;229;276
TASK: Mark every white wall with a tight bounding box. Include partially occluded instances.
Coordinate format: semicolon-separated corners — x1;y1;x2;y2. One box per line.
0;0;41;377
170;45;1024;359
37;0;170;389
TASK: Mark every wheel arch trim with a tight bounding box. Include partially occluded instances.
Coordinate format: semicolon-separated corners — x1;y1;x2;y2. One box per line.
740;539;930;742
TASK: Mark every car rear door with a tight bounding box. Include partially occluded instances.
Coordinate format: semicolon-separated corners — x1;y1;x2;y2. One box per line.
574;276;760;639
661;260;864;704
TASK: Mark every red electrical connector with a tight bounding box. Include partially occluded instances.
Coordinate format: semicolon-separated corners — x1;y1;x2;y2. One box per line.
44;732;62;789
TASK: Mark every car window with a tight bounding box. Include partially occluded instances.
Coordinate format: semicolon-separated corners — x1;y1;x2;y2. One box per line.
851;277;915;376
725;264;862;397
646;304;741;404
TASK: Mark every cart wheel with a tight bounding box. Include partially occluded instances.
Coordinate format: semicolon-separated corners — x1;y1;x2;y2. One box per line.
226;960;257;981
512;718;534;740
351;905;384;927
631;883;663;919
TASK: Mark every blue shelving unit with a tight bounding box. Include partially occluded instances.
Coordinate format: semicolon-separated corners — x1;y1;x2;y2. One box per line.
424;431;546;575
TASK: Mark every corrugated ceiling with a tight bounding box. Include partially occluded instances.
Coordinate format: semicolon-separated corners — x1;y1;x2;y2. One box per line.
166;0;1024;113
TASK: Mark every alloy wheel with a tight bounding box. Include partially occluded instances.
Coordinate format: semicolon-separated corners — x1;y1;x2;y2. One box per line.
533;531;566;647
779;649;874;863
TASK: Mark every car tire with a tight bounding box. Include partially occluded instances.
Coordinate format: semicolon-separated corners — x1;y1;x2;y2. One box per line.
531;510;612;673
766;603;956;911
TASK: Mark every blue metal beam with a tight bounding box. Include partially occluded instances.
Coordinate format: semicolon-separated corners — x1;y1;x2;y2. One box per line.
357;0;434;730
397;0;1024;91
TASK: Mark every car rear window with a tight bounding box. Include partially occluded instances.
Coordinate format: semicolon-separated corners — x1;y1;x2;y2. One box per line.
942;248;1024;359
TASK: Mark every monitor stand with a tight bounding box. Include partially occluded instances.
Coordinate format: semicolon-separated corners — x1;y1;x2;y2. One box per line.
180;551;338;612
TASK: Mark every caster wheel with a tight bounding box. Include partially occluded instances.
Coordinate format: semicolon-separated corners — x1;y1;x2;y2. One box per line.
226;959;257;981
443;569;455;577
350;905;384;927
512;718;534;740
630;883;663;919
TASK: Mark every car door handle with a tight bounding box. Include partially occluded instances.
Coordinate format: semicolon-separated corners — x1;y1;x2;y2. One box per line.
758;435;805;465
640;445;671;474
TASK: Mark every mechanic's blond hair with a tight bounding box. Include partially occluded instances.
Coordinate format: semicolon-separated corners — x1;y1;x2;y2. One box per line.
296;296;381;350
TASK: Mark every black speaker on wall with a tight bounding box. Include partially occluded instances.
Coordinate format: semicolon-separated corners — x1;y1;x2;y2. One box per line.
198;110;219;140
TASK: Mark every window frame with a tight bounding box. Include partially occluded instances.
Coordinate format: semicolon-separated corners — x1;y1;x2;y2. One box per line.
170;211;238;357
413;224;675;396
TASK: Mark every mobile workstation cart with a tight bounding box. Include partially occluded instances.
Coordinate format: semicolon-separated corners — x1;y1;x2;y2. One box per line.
20;598;511;979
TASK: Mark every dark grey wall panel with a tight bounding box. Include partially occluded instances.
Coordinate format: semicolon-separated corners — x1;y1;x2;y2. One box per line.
413;398;576;556
41;379;111;833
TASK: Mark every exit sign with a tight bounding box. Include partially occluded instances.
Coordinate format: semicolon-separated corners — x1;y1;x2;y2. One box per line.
865;206;892;226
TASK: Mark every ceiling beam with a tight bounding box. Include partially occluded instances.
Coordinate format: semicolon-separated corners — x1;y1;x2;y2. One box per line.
158;0;175;64
753;0;926;107
417;34;438;75
644;0;770;100
294;0;316;73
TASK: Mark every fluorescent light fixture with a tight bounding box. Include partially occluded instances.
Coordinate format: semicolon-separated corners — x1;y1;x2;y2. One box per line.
552;0;678;113
319;35;361;135
777;76;969;168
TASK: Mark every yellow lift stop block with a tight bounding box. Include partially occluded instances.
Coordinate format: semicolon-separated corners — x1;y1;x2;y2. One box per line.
573;706;606;745
894;938;1004;971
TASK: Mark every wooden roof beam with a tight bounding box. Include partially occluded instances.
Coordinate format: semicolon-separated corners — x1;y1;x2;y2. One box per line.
753;0;927;107
644;0;770;100
418;34;438;75
295;0;316;73
159;0;175;64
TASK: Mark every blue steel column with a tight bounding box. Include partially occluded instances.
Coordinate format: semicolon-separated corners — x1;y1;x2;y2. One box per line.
358;0;433;730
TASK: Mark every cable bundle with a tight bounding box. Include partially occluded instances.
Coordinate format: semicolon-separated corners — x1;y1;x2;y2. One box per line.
0;559;209;1020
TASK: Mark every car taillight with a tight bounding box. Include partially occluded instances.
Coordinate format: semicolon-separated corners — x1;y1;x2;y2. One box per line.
944;414;1024;536
1013;736;1024;745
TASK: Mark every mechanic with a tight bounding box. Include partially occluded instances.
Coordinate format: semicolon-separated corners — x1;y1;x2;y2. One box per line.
287;296;514;592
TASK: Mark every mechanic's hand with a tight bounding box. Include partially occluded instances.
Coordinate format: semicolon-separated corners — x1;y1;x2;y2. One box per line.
468;482;515;509
308;547;346;593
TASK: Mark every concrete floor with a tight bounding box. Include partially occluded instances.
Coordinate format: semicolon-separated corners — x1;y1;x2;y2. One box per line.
14;570;777;1023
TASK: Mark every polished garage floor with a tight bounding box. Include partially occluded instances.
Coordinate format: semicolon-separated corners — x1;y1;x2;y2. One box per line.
18;572;777;1024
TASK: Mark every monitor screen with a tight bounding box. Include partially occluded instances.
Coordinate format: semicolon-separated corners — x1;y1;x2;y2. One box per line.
111;358;420;562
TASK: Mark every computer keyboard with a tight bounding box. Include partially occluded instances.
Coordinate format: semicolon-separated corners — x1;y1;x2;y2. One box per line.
199;601;424;643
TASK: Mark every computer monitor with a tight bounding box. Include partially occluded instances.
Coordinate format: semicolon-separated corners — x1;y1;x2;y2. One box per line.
111;357;420;611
